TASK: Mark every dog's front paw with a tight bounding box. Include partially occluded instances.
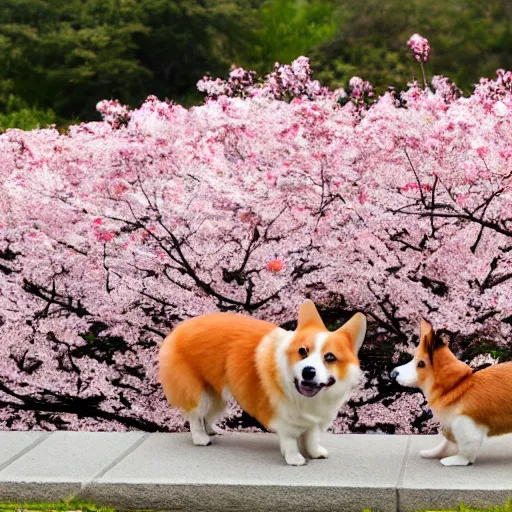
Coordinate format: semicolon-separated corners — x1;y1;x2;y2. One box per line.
192;433;212;446
285;452;307;466
308;445;329;459
440;455;471;467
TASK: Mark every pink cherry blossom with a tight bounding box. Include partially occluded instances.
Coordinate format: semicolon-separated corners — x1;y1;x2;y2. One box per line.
407;33;431;63
0;45;511;434
96;100;131;128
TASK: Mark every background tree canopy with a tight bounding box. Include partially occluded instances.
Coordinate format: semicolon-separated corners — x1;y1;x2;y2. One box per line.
0;0;510;129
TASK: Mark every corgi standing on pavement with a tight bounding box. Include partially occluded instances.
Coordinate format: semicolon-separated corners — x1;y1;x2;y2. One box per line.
159;300;366;466
391;319;512;466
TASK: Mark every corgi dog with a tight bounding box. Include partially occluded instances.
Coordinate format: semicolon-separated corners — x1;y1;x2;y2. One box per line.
158;300;366;465
391;319;512;466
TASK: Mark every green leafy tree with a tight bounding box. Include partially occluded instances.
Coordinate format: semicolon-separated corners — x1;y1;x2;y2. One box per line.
310;0;512;94
0;95;56;131
245;0;337;73
0;0;259;121
132;0;259;106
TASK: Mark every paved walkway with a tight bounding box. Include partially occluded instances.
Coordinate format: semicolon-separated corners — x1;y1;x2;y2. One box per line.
0;432;511;511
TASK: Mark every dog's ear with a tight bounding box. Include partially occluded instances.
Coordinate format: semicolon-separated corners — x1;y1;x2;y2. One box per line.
337;313;367;354
421;319;445;364
297;300;325;330
420;319;433;343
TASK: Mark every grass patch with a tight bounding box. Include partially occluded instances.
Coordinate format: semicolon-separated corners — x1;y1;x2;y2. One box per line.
0;500;117;512
413;501;512;512
434;503;512;512
2;501;511;512
363;504;512;512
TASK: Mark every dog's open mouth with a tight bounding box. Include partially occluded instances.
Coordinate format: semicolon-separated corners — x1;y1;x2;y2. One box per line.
294;377;336;398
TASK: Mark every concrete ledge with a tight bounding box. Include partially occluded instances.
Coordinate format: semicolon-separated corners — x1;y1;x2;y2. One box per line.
0;431;510;511
81;433;408;512
399;435;512;511
0;432;145;502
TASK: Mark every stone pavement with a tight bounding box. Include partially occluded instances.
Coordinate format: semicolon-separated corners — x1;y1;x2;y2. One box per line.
0;431;511;511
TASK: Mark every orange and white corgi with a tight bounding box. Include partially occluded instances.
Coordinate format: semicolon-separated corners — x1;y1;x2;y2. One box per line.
159;300;366;465
391;319;512;466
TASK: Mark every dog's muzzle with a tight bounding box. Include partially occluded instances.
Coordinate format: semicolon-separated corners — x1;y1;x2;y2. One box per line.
294;376;336;398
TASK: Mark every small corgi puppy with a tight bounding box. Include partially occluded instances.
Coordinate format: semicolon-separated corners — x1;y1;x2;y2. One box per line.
159;300;366;465
391;319;512;466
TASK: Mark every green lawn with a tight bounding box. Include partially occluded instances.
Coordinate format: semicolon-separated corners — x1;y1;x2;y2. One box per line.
364;504;512;512
428;505;512;512
421;504;512;512
0;501;115;512
2;500;511;512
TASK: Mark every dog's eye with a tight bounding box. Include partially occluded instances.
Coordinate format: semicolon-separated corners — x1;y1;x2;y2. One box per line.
298;347;308;358
324;352;337;363
417;360;426;368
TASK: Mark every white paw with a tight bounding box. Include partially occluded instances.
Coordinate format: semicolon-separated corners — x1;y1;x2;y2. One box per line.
285;452;307;466
308;445;329;459
440;455;471;467
192;433;212;446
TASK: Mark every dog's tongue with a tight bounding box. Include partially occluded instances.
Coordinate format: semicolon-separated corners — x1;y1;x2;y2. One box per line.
297;381;323;398
295;376;336;398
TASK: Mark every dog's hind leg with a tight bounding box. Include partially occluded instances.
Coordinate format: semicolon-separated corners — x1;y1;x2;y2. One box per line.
188;392;215;446
420;436;457;459
159;342;214;446
440;415;487;466
205;390;226;436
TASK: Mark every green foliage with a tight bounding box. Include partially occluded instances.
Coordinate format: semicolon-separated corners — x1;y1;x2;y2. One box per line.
0;501;510;512
0;0;259;120
423;500;512;512
0;95;56;131
246;0;338;73
0;0;511;129
365;501;512;512
310;0;512;95
460;337;512;363
0;500;117;512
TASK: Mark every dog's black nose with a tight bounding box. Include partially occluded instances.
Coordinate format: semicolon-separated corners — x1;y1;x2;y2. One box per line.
302;366;316;381
390;369;398;380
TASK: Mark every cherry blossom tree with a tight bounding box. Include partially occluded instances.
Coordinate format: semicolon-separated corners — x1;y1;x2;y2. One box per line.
0;38;511;433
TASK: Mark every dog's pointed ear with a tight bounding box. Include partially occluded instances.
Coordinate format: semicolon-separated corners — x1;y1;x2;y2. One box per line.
337;313;367;354
420;319;444;364
297;300;325;330
420;319;433;343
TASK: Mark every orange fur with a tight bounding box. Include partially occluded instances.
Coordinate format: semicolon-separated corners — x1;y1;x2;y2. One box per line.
322;334;360;380
158;312;279;428
460;363;512;436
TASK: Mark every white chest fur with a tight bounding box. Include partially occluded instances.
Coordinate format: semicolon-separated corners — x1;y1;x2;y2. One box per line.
272;366;361;435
